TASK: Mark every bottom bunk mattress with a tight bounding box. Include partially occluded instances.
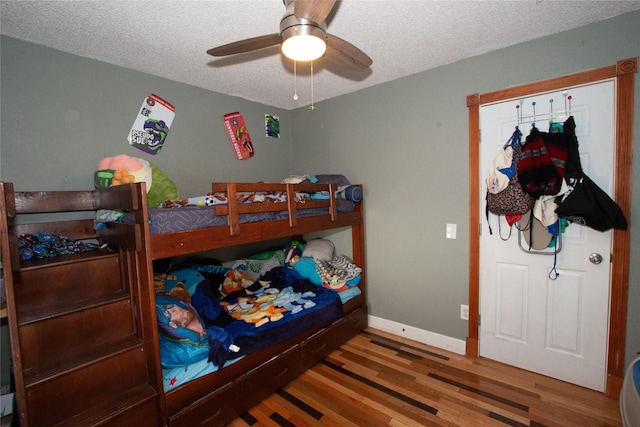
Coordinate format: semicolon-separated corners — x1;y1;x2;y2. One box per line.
157;266;347;391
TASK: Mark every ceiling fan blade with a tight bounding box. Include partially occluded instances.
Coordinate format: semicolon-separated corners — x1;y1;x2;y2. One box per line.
325;34;372;71
207;33;281;57
294;0;336;24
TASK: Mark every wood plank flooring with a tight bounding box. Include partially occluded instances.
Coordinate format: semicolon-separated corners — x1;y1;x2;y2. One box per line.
227;328;622;427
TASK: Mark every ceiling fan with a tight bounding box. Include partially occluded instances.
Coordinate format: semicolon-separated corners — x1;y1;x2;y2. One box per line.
206;0;372;71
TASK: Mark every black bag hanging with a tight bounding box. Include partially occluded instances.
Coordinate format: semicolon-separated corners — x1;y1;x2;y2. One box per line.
554;116;627;231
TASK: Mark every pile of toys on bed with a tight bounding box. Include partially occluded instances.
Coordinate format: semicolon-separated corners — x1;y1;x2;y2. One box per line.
153;237;362;378
161;174;363;208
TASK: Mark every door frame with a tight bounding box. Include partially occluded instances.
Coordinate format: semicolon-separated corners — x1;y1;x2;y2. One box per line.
466;58;637;398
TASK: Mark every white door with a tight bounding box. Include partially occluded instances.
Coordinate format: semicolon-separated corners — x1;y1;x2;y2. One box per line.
479;81;616;392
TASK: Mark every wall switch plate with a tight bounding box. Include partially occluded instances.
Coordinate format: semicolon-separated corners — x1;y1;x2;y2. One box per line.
446;223;457;239
460;304;469;320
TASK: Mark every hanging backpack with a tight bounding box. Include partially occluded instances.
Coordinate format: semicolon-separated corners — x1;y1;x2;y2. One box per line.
554;116;627;231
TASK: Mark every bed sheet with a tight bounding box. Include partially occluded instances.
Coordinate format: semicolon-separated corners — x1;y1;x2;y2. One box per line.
162;355;242;392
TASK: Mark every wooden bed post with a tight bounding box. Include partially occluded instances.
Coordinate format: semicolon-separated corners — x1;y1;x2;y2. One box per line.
351;185;366;302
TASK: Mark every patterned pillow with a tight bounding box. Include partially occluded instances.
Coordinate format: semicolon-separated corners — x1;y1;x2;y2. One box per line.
156;294;207;346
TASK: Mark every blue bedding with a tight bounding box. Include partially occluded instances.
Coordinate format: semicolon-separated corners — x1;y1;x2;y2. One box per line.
192;266;343;358
161;266;344;391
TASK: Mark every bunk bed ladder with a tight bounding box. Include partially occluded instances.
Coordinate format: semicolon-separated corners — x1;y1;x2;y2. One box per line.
0;182;163;427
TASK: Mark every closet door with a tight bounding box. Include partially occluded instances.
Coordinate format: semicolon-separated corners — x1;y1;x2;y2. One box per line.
479;81;615;392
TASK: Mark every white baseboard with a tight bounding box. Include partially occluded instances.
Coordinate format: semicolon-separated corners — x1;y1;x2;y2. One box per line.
367;315;466;355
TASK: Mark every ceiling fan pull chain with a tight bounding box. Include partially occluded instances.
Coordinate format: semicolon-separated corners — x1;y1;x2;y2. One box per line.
293;60;299;100
309;60;316;111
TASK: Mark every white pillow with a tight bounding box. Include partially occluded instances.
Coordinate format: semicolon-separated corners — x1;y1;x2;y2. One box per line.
302;239;335;261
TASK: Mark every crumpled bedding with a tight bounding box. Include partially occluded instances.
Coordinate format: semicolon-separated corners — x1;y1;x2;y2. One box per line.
161;190;315;208
191;266;343;358
159;250;361;391
314;256;363;290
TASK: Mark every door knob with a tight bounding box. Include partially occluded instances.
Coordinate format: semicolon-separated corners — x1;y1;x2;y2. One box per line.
589;253;603;264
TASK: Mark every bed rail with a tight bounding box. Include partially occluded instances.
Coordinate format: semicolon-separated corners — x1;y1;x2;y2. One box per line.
10;183;141;215
212;182;338;236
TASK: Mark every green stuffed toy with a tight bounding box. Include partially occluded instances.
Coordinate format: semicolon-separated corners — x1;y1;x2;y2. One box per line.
95;154;177;207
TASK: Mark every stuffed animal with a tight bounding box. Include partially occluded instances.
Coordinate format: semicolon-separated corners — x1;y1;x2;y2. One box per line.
94;154;178;208
154;273;178;293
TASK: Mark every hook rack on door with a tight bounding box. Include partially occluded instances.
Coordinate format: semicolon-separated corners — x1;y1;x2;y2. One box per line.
516;91;573;128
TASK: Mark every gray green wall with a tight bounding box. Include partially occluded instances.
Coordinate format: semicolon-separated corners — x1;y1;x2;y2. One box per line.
289;11;640;368
1;9;639;380
0;36;292;195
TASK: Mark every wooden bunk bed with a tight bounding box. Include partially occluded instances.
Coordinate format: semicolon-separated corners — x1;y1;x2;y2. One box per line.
0;180;366;426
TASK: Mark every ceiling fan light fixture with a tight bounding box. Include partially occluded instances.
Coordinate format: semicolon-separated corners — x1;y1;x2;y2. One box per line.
281;25;326;62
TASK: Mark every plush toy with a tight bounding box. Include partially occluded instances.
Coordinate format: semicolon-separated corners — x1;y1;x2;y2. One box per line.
154;273;178;293
284;240;304;266
94;154;178;208
164;268;207;296
167;283;192;303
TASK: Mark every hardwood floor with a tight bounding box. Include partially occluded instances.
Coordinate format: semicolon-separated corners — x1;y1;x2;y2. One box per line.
227;328;622;427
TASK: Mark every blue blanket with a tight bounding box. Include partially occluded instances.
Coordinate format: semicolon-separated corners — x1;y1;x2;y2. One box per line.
191;267;343;358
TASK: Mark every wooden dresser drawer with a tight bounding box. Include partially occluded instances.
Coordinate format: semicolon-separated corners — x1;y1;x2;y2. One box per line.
332;305;368;345
170;345;304;427
301;306;367;367
301;328;334;367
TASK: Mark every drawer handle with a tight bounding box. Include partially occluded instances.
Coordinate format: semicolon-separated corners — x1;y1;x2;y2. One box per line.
311;343;327;354
274;368;289;379
202;408;222;425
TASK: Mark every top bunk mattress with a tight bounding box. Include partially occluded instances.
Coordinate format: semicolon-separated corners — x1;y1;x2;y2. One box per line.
137;199;356;235
117;177;362;235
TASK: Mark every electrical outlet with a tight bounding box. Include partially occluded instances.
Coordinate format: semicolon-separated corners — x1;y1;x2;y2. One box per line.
460;304;469;320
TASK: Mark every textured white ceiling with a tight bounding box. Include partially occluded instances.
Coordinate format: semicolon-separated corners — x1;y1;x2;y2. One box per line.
2;1;639;110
